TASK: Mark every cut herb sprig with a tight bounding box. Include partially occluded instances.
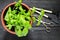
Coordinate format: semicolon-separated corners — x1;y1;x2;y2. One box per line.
36;9;45;26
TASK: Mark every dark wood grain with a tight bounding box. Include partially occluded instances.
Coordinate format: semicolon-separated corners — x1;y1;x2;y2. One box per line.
0;0;60;40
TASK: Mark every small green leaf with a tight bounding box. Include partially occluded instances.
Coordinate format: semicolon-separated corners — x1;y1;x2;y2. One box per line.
4;7;12;21
22;28;28;36
10;19;15;24
26;10;31;16
24;21;32;29
18;0;22;4
12;10;17;14
15;2;20;7
31;7;36;15
25;17;31;21
6;24;12;30
19;6;25;15
15;27;22;37
8;7;11;13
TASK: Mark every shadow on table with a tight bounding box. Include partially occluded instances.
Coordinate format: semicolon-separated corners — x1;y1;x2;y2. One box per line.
3;27;60;40
3;31;32;40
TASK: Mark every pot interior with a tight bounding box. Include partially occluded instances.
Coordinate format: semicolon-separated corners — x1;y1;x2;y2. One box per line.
3;3;29;32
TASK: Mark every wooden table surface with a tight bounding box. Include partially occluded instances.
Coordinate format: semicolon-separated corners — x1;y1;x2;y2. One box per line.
0;0;60;40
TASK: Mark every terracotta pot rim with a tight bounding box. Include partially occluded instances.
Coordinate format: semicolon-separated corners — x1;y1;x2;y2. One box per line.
1;2;32;34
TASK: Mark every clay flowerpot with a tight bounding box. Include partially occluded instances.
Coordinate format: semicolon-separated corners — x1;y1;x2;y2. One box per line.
1;2;32;34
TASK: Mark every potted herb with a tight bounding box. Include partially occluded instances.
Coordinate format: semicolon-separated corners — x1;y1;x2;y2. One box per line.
1;0;45;37
1;0;36;37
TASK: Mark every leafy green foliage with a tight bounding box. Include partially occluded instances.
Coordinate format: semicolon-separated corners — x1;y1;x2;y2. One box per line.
36;9;45;26
15;26;22;37
30;7;36;23
4;0;44;37
4;0;36;37
6;24;12;30
22;28;28;36
15;0;22;7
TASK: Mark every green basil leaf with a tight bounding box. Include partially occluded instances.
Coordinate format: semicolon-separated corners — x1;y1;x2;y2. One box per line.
15;27;22;37
25;17;31;21
26;10;31;16
18;0;22;4
12;10;17;14
15;2;20;7
24;21;32;29
6;24;12;30
19;6;25;15
22;28;28;36
31;7;36;15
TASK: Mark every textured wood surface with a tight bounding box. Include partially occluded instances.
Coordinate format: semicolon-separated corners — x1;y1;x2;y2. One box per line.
0;0;60;40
